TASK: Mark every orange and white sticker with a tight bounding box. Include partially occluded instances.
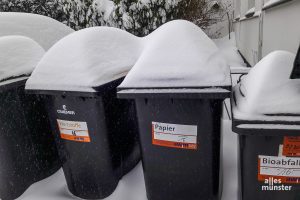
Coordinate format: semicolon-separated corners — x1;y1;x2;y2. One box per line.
152;122;197;150
258;155;300;184
57;119;90;143
283;137;300;157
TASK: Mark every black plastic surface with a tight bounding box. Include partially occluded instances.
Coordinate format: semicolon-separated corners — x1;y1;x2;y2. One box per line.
133;98;224;200
237;135;300;200
290;45;300;79
0;80;60;200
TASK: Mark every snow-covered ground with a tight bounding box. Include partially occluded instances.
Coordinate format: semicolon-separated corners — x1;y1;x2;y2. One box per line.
17;119;238;200
214;33;249;87
214;33;247;69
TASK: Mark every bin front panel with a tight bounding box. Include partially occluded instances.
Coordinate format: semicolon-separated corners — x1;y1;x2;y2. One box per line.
239;135;300;200
135;98;223;200
44;95;121;199
0;87;37;200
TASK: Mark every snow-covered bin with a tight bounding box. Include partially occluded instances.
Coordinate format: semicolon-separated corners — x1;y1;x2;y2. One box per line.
0;36;60;200
25;27;141;199
0;12;74;50
117;20;231;200
231;50;300;200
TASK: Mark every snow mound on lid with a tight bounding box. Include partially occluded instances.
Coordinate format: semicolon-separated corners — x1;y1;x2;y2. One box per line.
234;51;300;116
0;36;45;82
120;20;230;88
26;20;229;92
0;12;74;50
26;27;143;92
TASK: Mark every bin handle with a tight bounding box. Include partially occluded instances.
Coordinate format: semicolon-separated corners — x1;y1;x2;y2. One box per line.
290;43;300;79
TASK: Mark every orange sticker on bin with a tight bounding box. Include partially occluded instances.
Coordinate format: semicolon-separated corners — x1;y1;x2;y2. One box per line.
57;119;90;142
283;137;300;157
258;156;300;184
152;122;197;150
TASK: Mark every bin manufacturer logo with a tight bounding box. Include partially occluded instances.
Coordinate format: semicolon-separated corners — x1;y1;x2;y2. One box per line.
152;122;197;150
57;105;75;115
57;119;90;142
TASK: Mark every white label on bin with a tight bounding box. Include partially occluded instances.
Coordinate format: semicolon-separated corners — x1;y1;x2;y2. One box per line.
57;119;90;143
258;155;300;184
152;122;197;150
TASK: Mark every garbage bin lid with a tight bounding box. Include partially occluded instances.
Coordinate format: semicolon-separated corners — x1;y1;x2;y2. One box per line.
118;20;231;93
232;50;300;123
0;36;45;86
0;12;74;50
25;27;143;93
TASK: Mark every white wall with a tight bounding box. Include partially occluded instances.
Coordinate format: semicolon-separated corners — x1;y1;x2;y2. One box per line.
262;0;300;56
234;0;300;66
236;17;260;66
234;0;241;16
207;0;234;39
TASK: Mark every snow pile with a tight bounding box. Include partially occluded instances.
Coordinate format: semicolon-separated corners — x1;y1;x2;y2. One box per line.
0;36;45;82
213;34;249;86
26;20;230;92
213;33;247;70
120;20;231;89
26;27;143;92
234;51;300;119
0;12;74;50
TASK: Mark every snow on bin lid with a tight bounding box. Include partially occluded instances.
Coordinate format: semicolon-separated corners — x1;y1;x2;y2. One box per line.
25;27;143;92
0;36;45;83
26;20;230;93
0;12;74;50
119;20;231;89
233;51;300;120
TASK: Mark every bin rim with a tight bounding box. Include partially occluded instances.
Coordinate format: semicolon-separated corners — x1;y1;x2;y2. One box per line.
117;86;231;99
0;75;29;92
231;90;300;136
26;77;125;97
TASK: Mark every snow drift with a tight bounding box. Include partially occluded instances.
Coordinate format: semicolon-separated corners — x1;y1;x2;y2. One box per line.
233;51;300;120
26;20;230;93
0;12;74;50
0;36;45;82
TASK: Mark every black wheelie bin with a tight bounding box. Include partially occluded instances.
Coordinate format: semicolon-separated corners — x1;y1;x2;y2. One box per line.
231;49;300;200
118;20;231;200
25;27;141;199
0;36;60;200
